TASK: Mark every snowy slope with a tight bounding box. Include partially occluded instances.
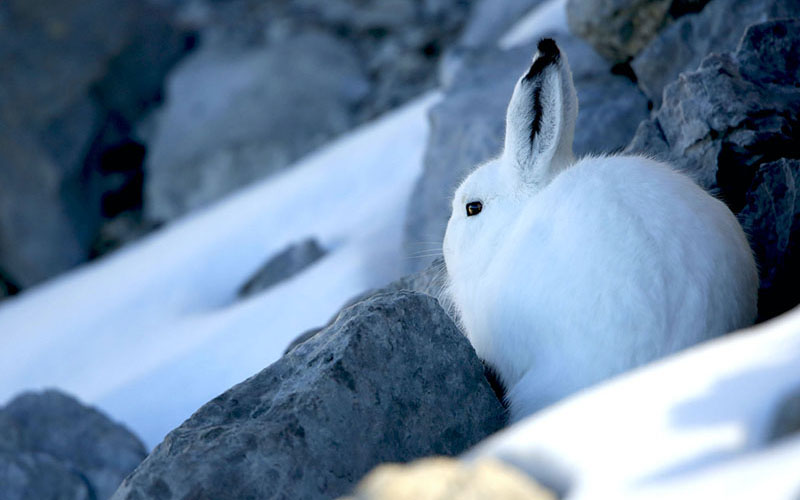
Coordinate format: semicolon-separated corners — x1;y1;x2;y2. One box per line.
0;93;440;448
467;305;800;499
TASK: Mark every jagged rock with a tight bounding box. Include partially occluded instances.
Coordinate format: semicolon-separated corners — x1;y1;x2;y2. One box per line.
566;0;672;62
405;34;648;271
112;291;505;500
739;159;800;321
631;0;800;107
627;20;800;320
0;0;190;287
239;238;328;297
343;457;555;500
0;390;147;500
145;31;370;221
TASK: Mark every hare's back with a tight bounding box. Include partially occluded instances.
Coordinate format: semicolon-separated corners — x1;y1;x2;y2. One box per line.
489;155;756;370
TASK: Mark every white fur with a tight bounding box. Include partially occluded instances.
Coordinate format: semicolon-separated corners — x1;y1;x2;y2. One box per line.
442;41;758;422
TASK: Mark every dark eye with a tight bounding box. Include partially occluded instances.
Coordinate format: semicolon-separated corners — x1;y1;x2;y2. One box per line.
466;201;483;217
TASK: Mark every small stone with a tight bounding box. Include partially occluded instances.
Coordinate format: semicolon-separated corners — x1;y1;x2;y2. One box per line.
238;238;327;298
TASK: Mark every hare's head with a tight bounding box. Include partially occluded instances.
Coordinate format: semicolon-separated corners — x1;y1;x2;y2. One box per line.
443;38;578;291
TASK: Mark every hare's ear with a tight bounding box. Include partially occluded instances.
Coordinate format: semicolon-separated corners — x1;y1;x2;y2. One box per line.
504;38;578;189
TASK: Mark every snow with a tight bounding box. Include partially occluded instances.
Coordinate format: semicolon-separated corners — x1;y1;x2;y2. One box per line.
0;92;440;448
467;305;800;499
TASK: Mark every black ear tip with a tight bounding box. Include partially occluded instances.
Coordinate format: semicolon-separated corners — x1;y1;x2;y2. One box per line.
537;38;560;57
523;38;561;81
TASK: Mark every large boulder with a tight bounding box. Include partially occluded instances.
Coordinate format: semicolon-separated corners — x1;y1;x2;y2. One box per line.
145;31;369;221
566;0;673;62
627;19;800;320
0;0;190;287
631;0;800;107
404;34;648;271
0;390;147;500
112;291;506;500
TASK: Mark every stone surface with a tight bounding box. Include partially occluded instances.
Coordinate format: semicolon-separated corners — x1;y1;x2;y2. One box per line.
112;291;505;500
405;34;648;271
342;457;555;500
239;238;328;298
0;390;147;500
0;0;190;287
739;159;800;321
145;32;370;221
632;0;800;107
627;20;800;320
566;0;672;62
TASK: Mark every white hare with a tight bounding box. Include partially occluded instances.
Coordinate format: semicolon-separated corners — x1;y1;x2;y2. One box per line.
443;38;758;422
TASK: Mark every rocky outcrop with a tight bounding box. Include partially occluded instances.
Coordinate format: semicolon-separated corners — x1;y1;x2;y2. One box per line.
566;0;673;62
627;19;800;319
343;457;555;500
239;238;328;298
145;31;369;221
112;291;506;500
0;390;147;500
404;34;648;271
631;0;800;106
739;159;799;321
0;0;191;287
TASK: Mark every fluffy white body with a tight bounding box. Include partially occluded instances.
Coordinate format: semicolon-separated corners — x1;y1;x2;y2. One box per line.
443;39;758;422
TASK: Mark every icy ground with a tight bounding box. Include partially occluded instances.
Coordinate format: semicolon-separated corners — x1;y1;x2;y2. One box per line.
0;93;440;448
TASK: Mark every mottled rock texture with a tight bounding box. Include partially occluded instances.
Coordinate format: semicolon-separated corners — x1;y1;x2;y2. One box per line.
0;390;147;500
112;291;506;500
567;0;673;62
631;0;800;107
628;20;800;320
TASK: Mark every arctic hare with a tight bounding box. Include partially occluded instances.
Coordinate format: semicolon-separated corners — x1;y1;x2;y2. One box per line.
443;38;758;422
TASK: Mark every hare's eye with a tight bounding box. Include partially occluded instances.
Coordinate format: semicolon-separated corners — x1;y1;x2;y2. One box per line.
466;201;483;217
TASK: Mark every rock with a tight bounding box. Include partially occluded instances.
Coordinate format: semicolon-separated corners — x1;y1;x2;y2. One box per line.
145;31;370;221
566;0;673;62
405;34;648;271
631;0;800;107
0;390;147;500
738;159;800;321
627;20;800;320
767;384;800;442
343;457;555;500
0;0;191;287
112;291;506;500
239;238;328;297
0;452;91;500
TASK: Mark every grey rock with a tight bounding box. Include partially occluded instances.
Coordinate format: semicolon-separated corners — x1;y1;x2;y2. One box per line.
0;451;90;500
0;0;190;287
631;0;800;107
145;31;370;221
0;390;147;500
767;384;800;442
112;291;505;500
239;238;328;298
566;0;672;62
405;35;648;271
738;159;800;321
627;20;800;320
